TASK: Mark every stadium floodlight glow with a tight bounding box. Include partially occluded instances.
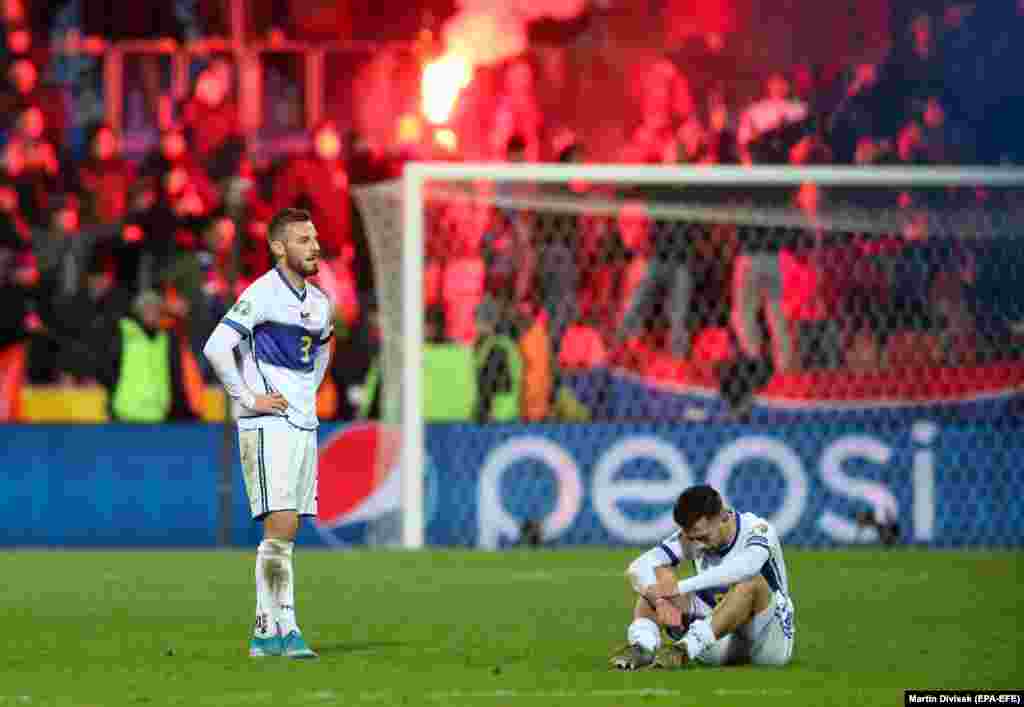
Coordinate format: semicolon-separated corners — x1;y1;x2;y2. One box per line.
350;163;1024;550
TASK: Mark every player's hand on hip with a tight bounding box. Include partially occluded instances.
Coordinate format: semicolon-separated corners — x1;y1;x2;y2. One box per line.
251;392;288;414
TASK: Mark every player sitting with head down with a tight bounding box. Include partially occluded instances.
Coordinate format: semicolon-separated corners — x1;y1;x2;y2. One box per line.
611;485;795;670
203;208;332;659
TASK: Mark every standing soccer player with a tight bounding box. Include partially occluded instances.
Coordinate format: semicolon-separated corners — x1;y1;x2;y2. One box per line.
611;485;795;670
202;208;332;659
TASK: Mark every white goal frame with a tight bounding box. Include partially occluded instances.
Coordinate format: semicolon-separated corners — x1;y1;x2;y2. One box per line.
399;163;1024;549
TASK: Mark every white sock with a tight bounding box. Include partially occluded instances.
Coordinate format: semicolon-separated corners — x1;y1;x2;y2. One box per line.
627;618;661;653
266;539;298;636
254;540;281;638
681;618;716;659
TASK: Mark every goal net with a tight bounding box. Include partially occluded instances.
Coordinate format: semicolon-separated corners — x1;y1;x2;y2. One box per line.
353;165;1024;549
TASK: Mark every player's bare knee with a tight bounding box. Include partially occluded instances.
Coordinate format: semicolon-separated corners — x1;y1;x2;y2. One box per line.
730;579;757;602
749;576;774;612
264;511;299;540
725;579;771;623
735;576;769;601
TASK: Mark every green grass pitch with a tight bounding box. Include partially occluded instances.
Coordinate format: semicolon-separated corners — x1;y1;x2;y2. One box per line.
1;548;1020;706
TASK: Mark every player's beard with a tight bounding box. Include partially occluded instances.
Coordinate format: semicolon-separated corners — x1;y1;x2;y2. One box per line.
287;252;319;278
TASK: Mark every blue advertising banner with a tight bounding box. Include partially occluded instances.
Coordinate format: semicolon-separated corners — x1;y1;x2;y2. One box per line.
420;421;1022;549
0;420;1020;548
0;425;323;547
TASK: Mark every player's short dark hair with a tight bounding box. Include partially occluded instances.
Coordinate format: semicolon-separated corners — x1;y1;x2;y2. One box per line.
673;485;724;530
268;208;311;243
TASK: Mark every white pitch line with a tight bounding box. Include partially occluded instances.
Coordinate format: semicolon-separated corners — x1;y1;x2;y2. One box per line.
713;688;796;697
428;689;685;700
305;691;339;702
193;691;274;706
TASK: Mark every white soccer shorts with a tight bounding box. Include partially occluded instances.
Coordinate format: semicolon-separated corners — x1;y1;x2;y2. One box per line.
238;417;318;520
691;591;795;667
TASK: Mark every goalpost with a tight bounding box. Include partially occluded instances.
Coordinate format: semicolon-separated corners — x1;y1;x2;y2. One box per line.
353;164;1024;550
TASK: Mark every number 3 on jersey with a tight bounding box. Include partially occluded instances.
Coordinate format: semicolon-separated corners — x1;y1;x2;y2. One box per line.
299;335;313;363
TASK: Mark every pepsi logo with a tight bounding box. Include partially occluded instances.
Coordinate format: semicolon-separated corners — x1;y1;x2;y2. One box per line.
315;422;402;545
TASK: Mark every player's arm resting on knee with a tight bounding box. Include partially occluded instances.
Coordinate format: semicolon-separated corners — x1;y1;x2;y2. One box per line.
627;540;692;624
661;545;770;599
202;323;285;413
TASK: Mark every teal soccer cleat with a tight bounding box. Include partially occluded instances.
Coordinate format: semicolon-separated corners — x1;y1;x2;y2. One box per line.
249;634;284;657
282;631;318;659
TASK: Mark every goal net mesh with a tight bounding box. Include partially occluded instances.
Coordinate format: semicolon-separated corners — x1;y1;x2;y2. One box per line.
354;169;1024;548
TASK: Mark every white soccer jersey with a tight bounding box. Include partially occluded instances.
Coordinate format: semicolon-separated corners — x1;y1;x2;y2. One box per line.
656;510;791;611
220;267;333;430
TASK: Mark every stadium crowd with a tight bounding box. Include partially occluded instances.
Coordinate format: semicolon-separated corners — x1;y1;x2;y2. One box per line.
0;0;1020;422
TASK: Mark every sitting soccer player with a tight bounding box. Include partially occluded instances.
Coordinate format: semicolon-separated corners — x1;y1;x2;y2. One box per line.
611;485;795;670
